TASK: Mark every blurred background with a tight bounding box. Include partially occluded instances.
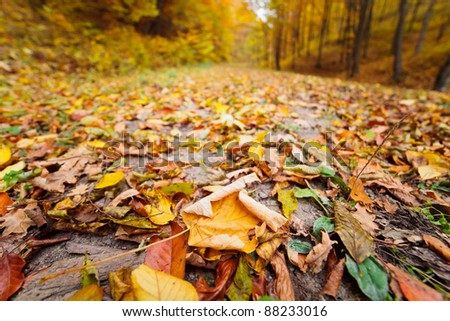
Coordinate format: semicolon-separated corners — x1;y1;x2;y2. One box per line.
1;0;449;91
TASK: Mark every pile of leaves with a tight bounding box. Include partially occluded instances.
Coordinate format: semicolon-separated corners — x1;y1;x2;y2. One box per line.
1;64;450;301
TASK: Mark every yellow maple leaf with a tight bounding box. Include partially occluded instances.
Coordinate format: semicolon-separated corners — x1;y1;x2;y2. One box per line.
0;145;11;166
131;265;198;301
94;172;125;189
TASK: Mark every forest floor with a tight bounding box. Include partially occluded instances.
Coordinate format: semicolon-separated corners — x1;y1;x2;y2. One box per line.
1;64;450;301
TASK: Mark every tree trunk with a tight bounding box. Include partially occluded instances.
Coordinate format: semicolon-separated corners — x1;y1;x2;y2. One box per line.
351;0;369;77
362;0;374;58
307;3;314;57
407;0;422;32
345;0;355;78
393;0;408;82
436;15;450;41
316;0;331;68
434;54;450;91
414;0;436;55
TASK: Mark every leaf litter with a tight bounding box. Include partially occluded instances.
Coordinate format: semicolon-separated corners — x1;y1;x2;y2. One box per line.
1;65;450;301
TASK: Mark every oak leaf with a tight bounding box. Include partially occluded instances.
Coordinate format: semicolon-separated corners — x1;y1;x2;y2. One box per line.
305;231;337;274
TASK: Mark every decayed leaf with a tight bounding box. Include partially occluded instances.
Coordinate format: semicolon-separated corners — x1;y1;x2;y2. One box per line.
183;174;287;252
109;268;135;301
0;208;35;236
277;189;298;219
334;201;373;264
144;190;176;225
349;176;373;204
226;256;253;301
270;251;295;300
195;258;238;301
320;257;346;298
345;255;388;301
387;263;444;301
305;231;337;274
0;253;26;301
422;235;450;262
144;221;187;278
94;171;125;189
0;145;11;166
131;264;198;301
0;192;13;216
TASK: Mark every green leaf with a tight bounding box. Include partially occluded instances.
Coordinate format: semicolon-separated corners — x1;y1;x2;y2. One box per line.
294;187;330;214
257;296;280;301
312;216;335;238
287;239;312;254
345;254;388;301
0;126;21;135
161;182;195;196
320;167;335;177
226;256;253;301
365;130;376;139
277;189;298;219
80;253;99;287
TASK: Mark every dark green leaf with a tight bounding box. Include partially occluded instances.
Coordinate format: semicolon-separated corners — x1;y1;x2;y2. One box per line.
287;239;312;254
345;254;388;301
312;216;335;238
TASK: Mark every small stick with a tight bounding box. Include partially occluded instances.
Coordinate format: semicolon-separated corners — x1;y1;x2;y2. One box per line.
348;113;410;200
40;227;190;283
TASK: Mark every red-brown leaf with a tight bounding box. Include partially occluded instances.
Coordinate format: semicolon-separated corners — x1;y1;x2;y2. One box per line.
320;257;346;298
0;253;26;300
0;192;13;216
144;221;187;279
195;258;238;301
387;263;444;301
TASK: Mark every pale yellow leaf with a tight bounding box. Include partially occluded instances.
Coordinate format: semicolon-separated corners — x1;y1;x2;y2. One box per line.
87;140;108;149
131;264;198;301
94;172;125;189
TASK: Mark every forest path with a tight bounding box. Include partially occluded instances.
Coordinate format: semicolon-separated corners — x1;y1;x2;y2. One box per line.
2;65;449;301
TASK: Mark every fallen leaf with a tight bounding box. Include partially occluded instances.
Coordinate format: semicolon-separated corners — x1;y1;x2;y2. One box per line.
367;176;419;207
94;171;125;189
277;189;298;219
334;201;373;264
286;247;308;272
144;221;187;278
423;235;450;262
143;190;176;225
67;284;103;301
226;256;253;301
0;208;35;236
0;253;26;300
305;231;337;274
252;272;267;300
131;264;198;301
320;257;346;298
312;216;335;238
270;251;295;300
286;239;312;254
387;263;444;301
109;188;139;207
109;268;135;301
353;204;378;236
406;151;450;180
195;258;238;301
349;176;373;204
346;255;388;301
0;192;13;216
0;145;11;166
0;161;26;180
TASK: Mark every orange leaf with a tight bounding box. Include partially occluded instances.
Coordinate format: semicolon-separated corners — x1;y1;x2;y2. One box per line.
0;192;13;216
144;221;187;279
387;264;444;301
0;253;26;300
320;258;346;298
349;176;373;204
423;235;450;262
194;258;238;301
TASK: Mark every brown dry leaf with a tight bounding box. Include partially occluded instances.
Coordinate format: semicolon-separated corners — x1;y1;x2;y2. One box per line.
334;201;373;264
305;231;337;274
0;252;26;300
353;204;378;236
349;176;373;204
286;247;308;272
195;258;238;301
320;257;346;297
109;188;139;207
0;208;35;236
131;264;198;301
0;192;13;216
387;263;444;301
423;235;450;262
367;175;420;207
144;221;187;279
252;272;267;301
270;251;295;300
